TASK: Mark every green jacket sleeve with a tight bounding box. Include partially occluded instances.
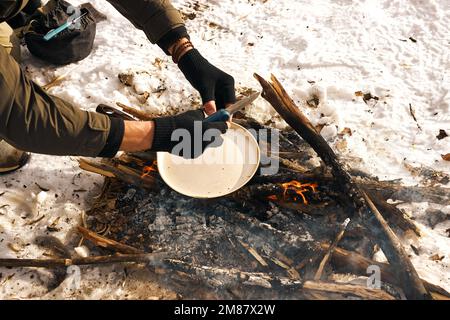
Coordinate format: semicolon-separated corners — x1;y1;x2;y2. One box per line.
0;0;28;23
106;0;185;44
0;46;124;157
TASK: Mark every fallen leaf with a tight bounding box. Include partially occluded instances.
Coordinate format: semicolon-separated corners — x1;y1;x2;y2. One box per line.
410;245;420;256
7;243;22;253
429;254;445;261
118;73;134;87
442;153;450;161
437;130;448;140
137;91;150;104
363;92;379;104
152;58;163;70
340;127;353;136
307;95;320;108
336;140;348;152
356;92;380;105
35;182;50;192
181;11;196;20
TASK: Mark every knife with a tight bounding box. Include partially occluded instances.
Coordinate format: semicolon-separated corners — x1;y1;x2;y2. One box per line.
44;12;88;41
96;104;137;121
203;92;260;123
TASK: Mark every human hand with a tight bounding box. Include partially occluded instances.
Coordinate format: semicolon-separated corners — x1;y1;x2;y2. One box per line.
151;109;229;159
178;49;236;115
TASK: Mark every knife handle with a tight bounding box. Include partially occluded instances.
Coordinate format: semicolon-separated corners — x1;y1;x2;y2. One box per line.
43;22;70;41
203;109;231;123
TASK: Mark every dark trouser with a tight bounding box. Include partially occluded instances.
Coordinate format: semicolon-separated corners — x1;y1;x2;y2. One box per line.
0;22;116;158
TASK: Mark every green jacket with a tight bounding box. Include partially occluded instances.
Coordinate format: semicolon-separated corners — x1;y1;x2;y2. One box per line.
0;0;185;44
0;1;186;158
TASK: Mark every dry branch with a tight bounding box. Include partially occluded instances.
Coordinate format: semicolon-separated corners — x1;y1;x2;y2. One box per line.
314;218;350;280
166;259;395;300
369;191;421;236
248;174;425;235
252;173;449;205
238;240;269;267
0;253;166;268
322;244;450;300
254;73;430;300
78;158;158;190
116;102;154;121
77;226;144;254
302;281;395;300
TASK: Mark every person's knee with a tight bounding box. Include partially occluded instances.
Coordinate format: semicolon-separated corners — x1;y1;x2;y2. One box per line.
0;22;20;62
0;22;14;50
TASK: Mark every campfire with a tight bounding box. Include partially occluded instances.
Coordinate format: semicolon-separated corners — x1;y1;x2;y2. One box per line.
141;161;158;178
72;75;448;300
268;180;319;205
3;75;448;300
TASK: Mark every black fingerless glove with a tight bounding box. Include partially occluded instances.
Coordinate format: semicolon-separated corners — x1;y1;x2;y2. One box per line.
178;49;236;110
152;110;228;159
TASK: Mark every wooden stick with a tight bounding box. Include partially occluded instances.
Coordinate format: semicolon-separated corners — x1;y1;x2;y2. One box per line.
238;240;268;267
78;158;158;190
247;174;429;235
254;73;430;300
314;218;350;280
116;102;154;121
321;244;450;300
369;190;421;236
77;226;144;254
362;182;448;206
302;281;395;300
252;173;449;205
0;253;166;268
166;259;395;300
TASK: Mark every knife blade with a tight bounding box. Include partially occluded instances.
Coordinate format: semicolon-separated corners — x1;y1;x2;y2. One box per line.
203;92;260;123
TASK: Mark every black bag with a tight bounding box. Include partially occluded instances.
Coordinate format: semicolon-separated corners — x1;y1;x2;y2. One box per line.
25;0;96;65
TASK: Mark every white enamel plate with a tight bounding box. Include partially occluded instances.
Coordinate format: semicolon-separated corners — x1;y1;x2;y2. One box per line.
157;123;261;198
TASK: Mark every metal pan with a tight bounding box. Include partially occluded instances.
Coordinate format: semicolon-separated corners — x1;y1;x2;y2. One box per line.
157;122;260;198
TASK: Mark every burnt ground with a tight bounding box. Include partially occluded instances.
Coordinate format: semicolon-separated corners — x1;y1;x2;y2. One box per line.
83;125;390;299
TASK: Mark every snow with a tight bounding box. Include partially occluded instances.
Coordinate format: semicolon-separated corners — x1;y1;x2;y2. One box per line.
1;0;449;299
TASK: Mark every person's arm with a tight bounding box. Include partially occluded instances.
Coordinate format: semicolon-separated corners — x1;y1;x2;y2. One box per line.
0;0;29;22
106;0;187;48
0;46;122;157
1;45;227;158
120;110;228;158
120;121;154;152
107;0;236;114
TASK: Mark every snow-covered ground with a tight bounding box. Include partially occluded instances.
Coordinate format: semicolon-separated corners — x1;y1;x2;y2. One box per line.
0;0;449;299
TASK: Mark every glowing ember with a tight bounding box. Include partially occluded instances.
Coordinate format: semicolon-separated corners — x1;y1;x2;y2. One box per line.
268;180;318;205
141;161;158;178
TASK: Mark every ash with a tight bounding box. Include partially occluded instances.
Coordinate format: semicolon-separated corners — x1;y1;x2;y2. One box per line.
84;126;357;299
87;176;346;299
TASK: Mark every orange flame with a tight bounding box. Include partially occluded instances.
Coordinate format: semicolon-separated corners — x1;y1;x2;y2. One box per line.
141;161;158;178
268;180;318;205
